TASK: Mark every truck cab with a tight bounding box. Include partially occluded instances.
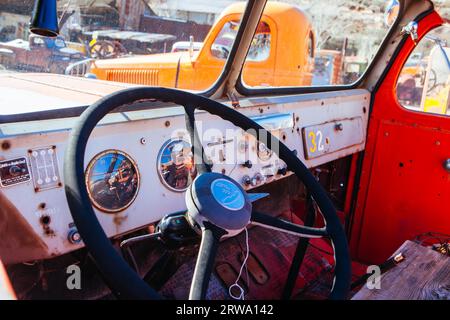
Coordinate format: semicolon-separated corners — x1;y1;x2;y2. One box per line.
89;2;314;90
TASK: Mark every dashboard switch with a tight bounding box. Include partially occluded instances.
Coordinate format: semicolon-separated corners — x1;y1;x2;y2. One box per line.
251;173;263;186
277;167;287;176
242;160;253;169
242;175;251;186
67;228;82;244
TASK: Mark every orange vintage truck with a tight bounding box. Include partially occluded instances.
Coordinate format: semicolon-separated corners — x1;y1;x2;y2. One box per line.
84;2;315;90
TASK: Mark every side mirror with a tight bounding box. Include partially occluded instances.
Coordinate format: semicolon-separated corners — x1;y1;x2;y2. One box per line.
29;0;59;37
384;0;400;27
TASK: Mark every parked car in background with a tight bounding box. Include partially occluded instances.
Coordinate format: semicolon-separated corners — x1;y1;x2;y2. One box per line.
86;2;315;90
0;34;86;74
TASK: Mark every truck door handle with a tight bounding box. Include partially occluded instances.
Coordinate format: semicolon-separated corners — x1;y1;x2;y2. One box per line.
444;159;450;173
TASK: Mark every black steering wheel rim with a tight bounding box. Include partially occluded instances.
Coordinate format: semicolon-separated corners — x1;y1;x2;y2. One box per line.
63;86;351;300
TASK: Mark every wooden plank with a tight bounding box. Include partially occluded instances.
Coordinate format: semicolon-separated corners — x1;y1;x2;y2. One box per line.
352;240;450;300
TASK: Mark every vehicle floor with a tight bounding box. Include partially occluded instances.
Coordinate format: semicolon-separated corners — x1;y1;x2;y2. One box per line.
159;210;368;300
7;175;367;300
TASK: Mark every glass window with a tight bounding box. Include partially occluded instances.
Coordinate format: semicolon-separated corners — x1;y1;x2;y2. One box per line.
211;20;271;62
0;0;247;92
397;25;450;116
241;0;400;88
211;20;240;60
247;22;271;62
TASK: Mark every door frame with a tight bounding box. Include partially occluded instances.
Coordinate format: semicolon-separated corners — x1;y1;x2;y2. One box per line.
349;10;448;263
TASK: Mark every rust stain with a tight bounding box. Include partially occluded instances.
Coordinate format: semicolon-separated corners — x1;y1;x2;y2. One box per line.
0;191;49;264
1;141;11;151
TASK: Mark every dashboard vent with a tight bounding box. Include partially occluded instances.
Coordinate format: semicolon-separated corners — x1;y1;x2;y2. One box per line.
106;69;159;86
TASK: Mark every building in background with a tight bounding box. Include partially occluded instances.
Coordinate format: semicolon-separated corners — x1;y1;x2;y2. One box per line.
146;0;245;25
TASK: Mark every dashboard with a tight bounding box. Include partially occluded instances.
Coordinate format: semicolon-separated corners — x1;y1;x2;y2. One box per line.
0;87;369;263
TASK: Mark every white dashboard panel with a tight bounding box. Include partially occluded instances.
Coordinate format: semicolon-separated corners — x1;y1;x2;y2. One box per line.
0;89;370;262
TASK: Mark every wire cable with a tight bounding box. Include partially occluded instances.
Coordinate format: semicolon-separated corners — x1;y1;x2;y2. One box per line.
229;227;249;300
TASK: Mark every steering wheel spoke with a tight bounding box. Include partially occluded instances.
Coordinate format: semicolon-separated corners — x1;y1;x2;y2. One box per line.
251;211;328;238
189;222;226;300
183;105;212;175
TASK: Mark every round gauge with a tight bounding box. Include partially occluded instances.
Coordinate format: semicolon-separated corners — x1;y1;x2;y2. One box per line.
85;150;140;213
257;141;273;161
157;139;197;192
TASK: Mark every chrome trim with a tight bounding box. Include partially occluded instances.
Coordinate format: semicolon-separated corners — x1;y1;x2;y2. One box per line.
249;112;294;131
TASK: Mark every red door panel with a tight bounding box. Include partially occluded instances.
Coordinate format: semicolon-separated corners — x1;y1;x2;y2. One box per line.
350;11;449;264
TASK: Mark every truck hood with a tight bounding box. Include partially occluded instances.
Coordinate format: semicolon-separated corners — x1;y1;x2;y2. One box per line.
92;51;197;69
0;73;135;118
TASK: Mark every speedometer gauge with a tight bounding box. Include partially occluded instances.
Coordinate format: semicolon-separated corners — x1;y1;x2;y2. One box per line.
85;150;140;213
157;139;197;192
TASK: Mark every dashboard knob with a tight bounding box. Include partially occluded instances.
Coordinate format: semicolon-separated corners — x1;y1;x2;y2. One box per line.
67;228;82;244
242;160;252;169
242;175;251;186
251;173;263;186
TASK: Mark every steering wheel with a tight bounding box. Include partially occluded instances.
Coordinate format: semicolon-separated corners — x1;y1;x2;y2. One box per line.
90;40;127;59
64;87;351;300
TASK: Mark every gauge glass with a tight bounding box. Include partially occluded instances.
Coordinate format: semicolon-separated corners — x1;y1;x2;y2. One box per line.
257;141;273;161
158;139;197;192
85;150;139;213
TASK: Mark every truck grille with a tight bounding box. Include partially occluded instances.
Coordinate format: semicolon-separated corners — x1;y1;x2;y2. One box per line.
106;69;159;86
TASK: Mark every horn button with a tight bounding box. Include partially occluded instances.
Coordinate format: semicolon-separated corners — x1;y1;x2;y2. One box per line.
186;173;252;237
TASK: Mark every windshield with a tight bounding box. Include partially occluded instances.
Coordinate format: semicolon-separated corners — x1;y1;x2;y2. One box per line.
241;0;401;88
0;0;246;89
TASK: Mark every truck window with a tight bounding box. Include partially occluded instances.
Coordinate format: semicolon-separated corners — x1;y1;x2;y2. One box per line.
211;20;239;59
396;25;450;116
212;20;271;62
241;0;399;89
